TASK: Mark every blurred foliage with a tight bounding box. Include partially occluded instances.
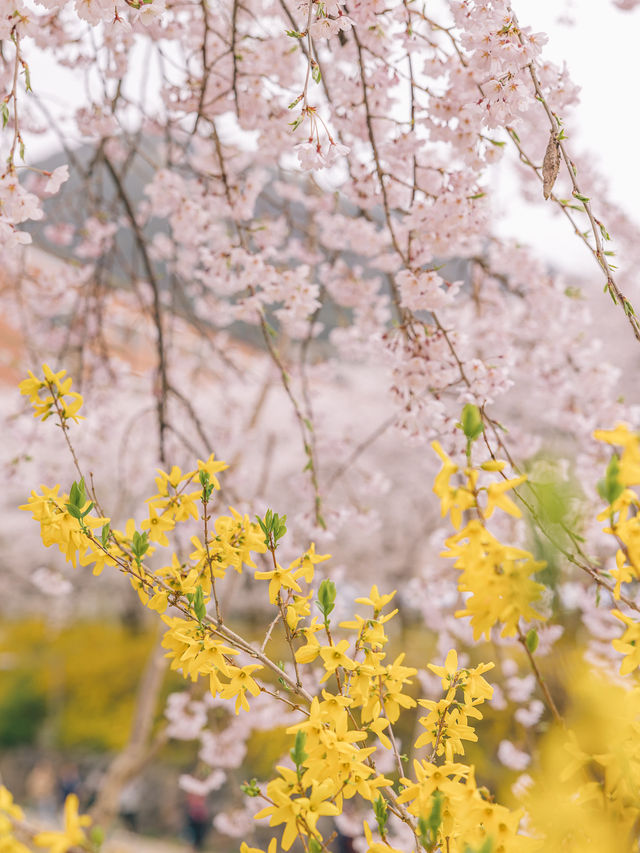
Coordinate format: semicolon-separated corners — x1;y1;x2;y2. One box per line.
0;620;160;750
244;728;290;779
522;454;585;589
0;673;46;747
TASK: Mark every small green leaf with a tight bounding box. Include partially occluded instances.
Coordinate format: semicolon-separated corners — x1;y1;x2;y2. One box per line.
69;478;86;508
192;584;206;622
89;825;104;847
316;579;336;624
199;469;213;501
65;503;83;520
525;628;539;653
374;795;388;837
427;790;443;834
132;530;149;562
101;523;110;548
290;730;308;778
240;778;261;797
459;403;484;442
598;221;611;241
597;453;624;505
80;501;95;518
22;62;31;93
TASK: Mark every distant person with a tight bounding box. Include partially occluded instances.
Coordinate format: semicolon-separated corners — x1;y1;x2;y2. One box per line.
26;760;57;819
119;778;143;832
185;792;209;851
57;762;81;806
335;827;356;853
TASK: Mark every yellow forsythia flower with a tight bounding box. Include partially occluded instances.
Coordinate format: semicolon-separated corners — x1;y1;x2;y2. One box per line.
33;794;91;853
19;364;83;424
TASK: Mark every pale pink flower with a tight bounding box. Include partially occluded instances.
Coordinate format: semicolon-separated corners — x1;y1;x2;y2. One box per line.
324;141;350;165
294;140;325;170
178;770;226;796
310;16;339;38
498;740;531;771
45;165;70;194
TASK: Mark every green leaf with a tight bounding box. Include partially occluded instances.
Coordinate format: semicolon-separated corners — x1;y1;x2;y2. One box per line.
572;190;590;203
290;730;308;778
131;530;149;561
199;470;213;501
308;839;323;853
598;221;611;241
240;778;261;797
525;628;539;653
459;403;484;442
65;503;83;520
597;453;624;505
374;795;388;837
192;584;206;622
273;514;287;543
101;523;110;548
22;62;31;93
427;790;443;834
80;501;95;519
312;63;321;84
69;478;86;508
316;579;336;623
89;825;104;848
1;102;9;129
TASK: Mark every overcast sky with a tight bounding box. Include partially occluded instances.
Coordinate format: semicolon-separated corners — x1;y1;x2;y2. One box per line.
26;0;639;278
495;0;640;273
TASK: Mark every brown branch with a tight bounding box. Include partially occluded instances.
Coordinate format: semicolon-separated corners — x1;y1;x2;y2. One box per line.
102;154;169;464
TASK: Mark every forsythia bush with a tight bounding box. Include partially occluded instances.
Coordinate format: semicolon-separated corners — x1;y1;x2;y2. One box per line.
5;367;640;853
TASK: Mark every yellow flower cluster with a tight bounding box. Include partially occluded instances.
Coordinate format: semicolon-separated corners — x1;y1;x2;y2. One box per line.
594;424;640;675
525;662;640;853
432;442;546;640
162;615;262;712
20;484;108;569
25;372;640;853
0;787;90;853
19;364;83;424
0;786;30;853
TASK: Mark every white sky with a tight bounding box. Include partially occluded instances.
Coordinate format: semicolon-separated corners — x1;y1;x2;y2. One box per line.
495;0;640;273
25;0;640;277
